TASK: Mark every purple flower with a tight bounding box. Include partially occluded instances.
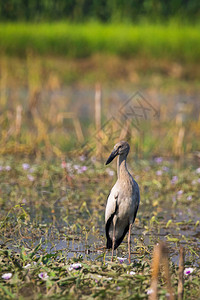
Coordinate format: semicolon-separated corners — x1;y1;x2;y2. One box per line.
171;176;178;184
22;163;30;170
117;257;127;264
38;272;49;280
177;190;183;196
147;288;154;295
2;273;12;280
27;175;35;182
69;263;82;270
154;157;163;164
162;166;169;172
156;170;163;176
187;195;192;201
81;166;87;172
184;268;194;275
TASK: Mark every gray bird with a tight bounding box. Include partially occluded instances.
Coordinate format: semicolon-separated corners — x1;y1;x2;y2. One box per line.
105;141;140;263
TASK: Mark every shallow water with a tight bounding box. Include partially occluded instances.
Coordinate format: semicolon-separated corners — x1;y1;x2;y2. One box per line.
3;198;199;267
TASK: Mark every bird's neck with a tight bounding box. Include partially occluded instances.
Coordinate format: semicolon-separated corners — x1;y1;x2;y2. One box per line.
117;154;129;179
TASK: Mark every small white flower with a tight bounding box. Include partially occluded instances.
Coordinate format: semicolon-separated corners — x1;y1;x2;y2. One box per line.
127;270;136;275
187;195;192;201
74;164;80;170
184;267;194;275
69;263;82;270
196;168;200;174
106;168;115;176
38;272;49;280
129;271;136;275
147;288;154;295
5;166;11;171
106;277;113;281
23;263;31;269
2;273;12;280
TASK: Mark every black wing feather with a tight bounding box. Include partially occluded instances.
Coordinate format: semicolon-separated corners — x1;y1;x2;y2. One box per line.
105;201;118;249
106;202;139;250
113;224;129;249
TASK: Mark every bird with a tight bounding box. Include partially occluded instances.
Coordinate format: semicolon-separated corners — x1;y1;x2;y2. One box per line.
105;141;140;263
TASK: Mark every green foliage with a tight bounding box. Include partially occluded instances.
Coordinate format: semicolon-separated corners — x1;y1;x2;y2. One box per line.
0;22;200;62
0;0;200;22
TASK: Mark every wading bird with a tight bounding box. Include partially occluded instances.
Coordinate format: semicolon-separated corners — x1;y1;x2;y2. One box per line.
105;141;140;263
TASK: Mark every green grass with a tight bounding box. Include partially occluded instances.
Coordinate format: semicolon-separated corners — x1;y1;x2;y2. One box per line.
0;22;200;62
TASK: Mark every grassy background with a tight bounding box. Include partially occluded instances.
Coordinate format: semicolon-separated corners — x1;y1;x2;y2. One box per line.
1;22;200;62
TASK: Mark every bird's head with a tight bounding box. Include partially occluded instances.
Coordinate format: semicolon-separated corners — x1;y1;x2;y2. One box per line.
105;141;130;165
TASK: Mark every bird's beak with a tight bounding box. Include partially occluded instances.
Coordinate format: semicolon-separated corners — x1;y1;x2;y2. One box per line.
105;149;118;165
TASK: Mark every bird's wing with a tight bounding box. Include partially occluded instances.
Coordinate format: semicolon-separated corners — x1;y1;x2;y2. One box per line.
105;187;119;249
105;185;119;223
132;181;140;223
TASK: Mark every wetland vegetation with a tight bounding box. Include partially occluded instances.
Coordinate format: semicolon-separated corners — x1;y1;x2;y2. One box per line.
0;4;200;298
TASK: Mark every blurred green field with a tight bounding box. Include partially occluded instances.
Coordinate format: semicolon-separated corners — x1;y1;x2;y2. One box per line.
1;22;200;62
0;19;200;300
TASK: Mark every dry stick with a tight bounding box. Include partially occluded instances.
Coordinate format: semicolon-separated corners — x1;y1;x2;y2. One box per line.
73;117;84;143
149;243;162;300
95;83;102;157
161;244;174;300
149;243;174;300
178;246;184;300
15;105;23;136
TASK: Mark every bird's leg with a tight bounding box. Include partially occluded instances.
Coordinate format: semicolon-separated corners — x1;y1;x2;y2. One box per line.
128;223;132;264
111;224;115;262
